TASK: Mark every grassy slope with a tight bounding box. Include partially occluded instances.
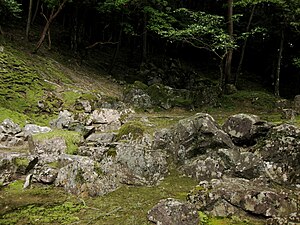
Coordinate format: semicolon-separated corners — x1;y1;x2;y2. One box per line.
0;28;295;225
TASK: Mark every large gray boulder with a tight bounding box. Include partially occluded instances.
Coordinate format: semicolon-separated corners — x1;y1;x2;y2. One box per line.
180;148;264;181
123;86;153;110
50;110;74;129
24;124;52;137
116;135;168;185
222;114;272;146
255;123;300;184
55;155;119;196
188;178;299;221
0;152;33;184
0;119;25;147
154;113;234;164
0;119;22;135
87;109;122;131
29;137;67;161
148;198;199;225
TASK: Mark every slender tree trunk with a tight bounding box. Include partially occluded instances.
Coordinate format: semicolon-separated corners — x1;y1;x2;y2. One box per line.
47;29;51;50
108;27;122;74
142;12;147;62
224;0;233;86
33;0;68;53
275;29;284;97
26;0;33;40
235;4;256;85
34;16;51;53
32;0;40;24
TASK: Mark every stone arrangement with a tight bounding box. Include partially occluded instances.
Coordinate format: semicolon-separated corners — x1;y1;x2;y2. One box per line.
0;105;299;224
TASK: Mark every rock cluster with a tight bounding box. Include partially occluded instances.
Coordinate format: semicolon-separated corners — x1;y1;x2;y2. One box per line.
0;109;299;223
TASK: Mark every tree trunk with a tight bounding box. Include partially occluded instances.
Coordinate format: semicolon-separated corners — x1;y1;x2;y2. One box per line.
32;0;40;24
108;27;122;74
275;30;284;97
34;17;51;53
224;0;233;86
235;4;256;85
33;0;68;53
26;0;33;40
142;11;147;62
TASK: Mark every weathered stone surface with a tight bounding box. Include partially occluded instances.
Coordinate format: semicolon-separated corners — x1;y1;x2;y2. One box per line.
188;178;298;219
0;152;31;184
55;155;119;196
24;124;52;137
256;123;300;184
76;100;92;113
148;198;199;225
29;137;67;161
87;109;121;131
35;165;58;184
86;132;115;143
50;110;74;129
222;114;272;146
281;108;297;120
155;113;234;164
116;135;168;185
0;119;22;135
77;145;109;160
123;86;153;110
294;95;300;112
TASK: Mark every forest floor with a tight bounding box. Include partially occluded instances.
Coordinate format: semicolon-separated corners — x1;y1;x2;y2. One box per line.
0;25;297;225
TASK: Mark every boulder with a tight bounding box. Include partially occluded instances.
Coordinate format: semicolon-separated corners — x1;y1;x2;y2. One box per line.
85;132;115;143
116;135;168;185
148;198;199;225
123;87;153;110
187;178;299;220
50;110;74;129
24;124;52;137
35;165;58;184
154;113;234;164
0;119;22;135
256;123;300;184
87;109;121;131
294;95;300;112
55;155;119;196
222;114;272;146
29;137;67;161
76;99;92;113
0;152;32;184
77;145;110;160
281;108;297;120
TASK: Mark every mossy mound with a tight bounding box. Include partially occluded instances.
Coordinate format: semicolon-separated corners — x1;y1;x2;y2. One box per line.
116;121;146;140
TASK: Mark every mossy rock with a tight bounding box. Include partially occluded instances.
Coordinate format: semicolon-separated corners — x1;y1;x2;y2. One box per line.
116;121;146;140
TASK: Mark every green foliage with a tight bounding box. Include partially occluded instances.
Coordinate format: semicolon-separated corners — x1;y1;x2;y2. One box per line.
0;0;21;23
33;130;81;155
293;58;300;68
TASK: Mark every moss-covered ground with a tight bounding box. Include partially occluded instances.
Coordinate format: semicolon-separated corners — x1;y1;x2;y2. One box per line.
0;170;263;225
